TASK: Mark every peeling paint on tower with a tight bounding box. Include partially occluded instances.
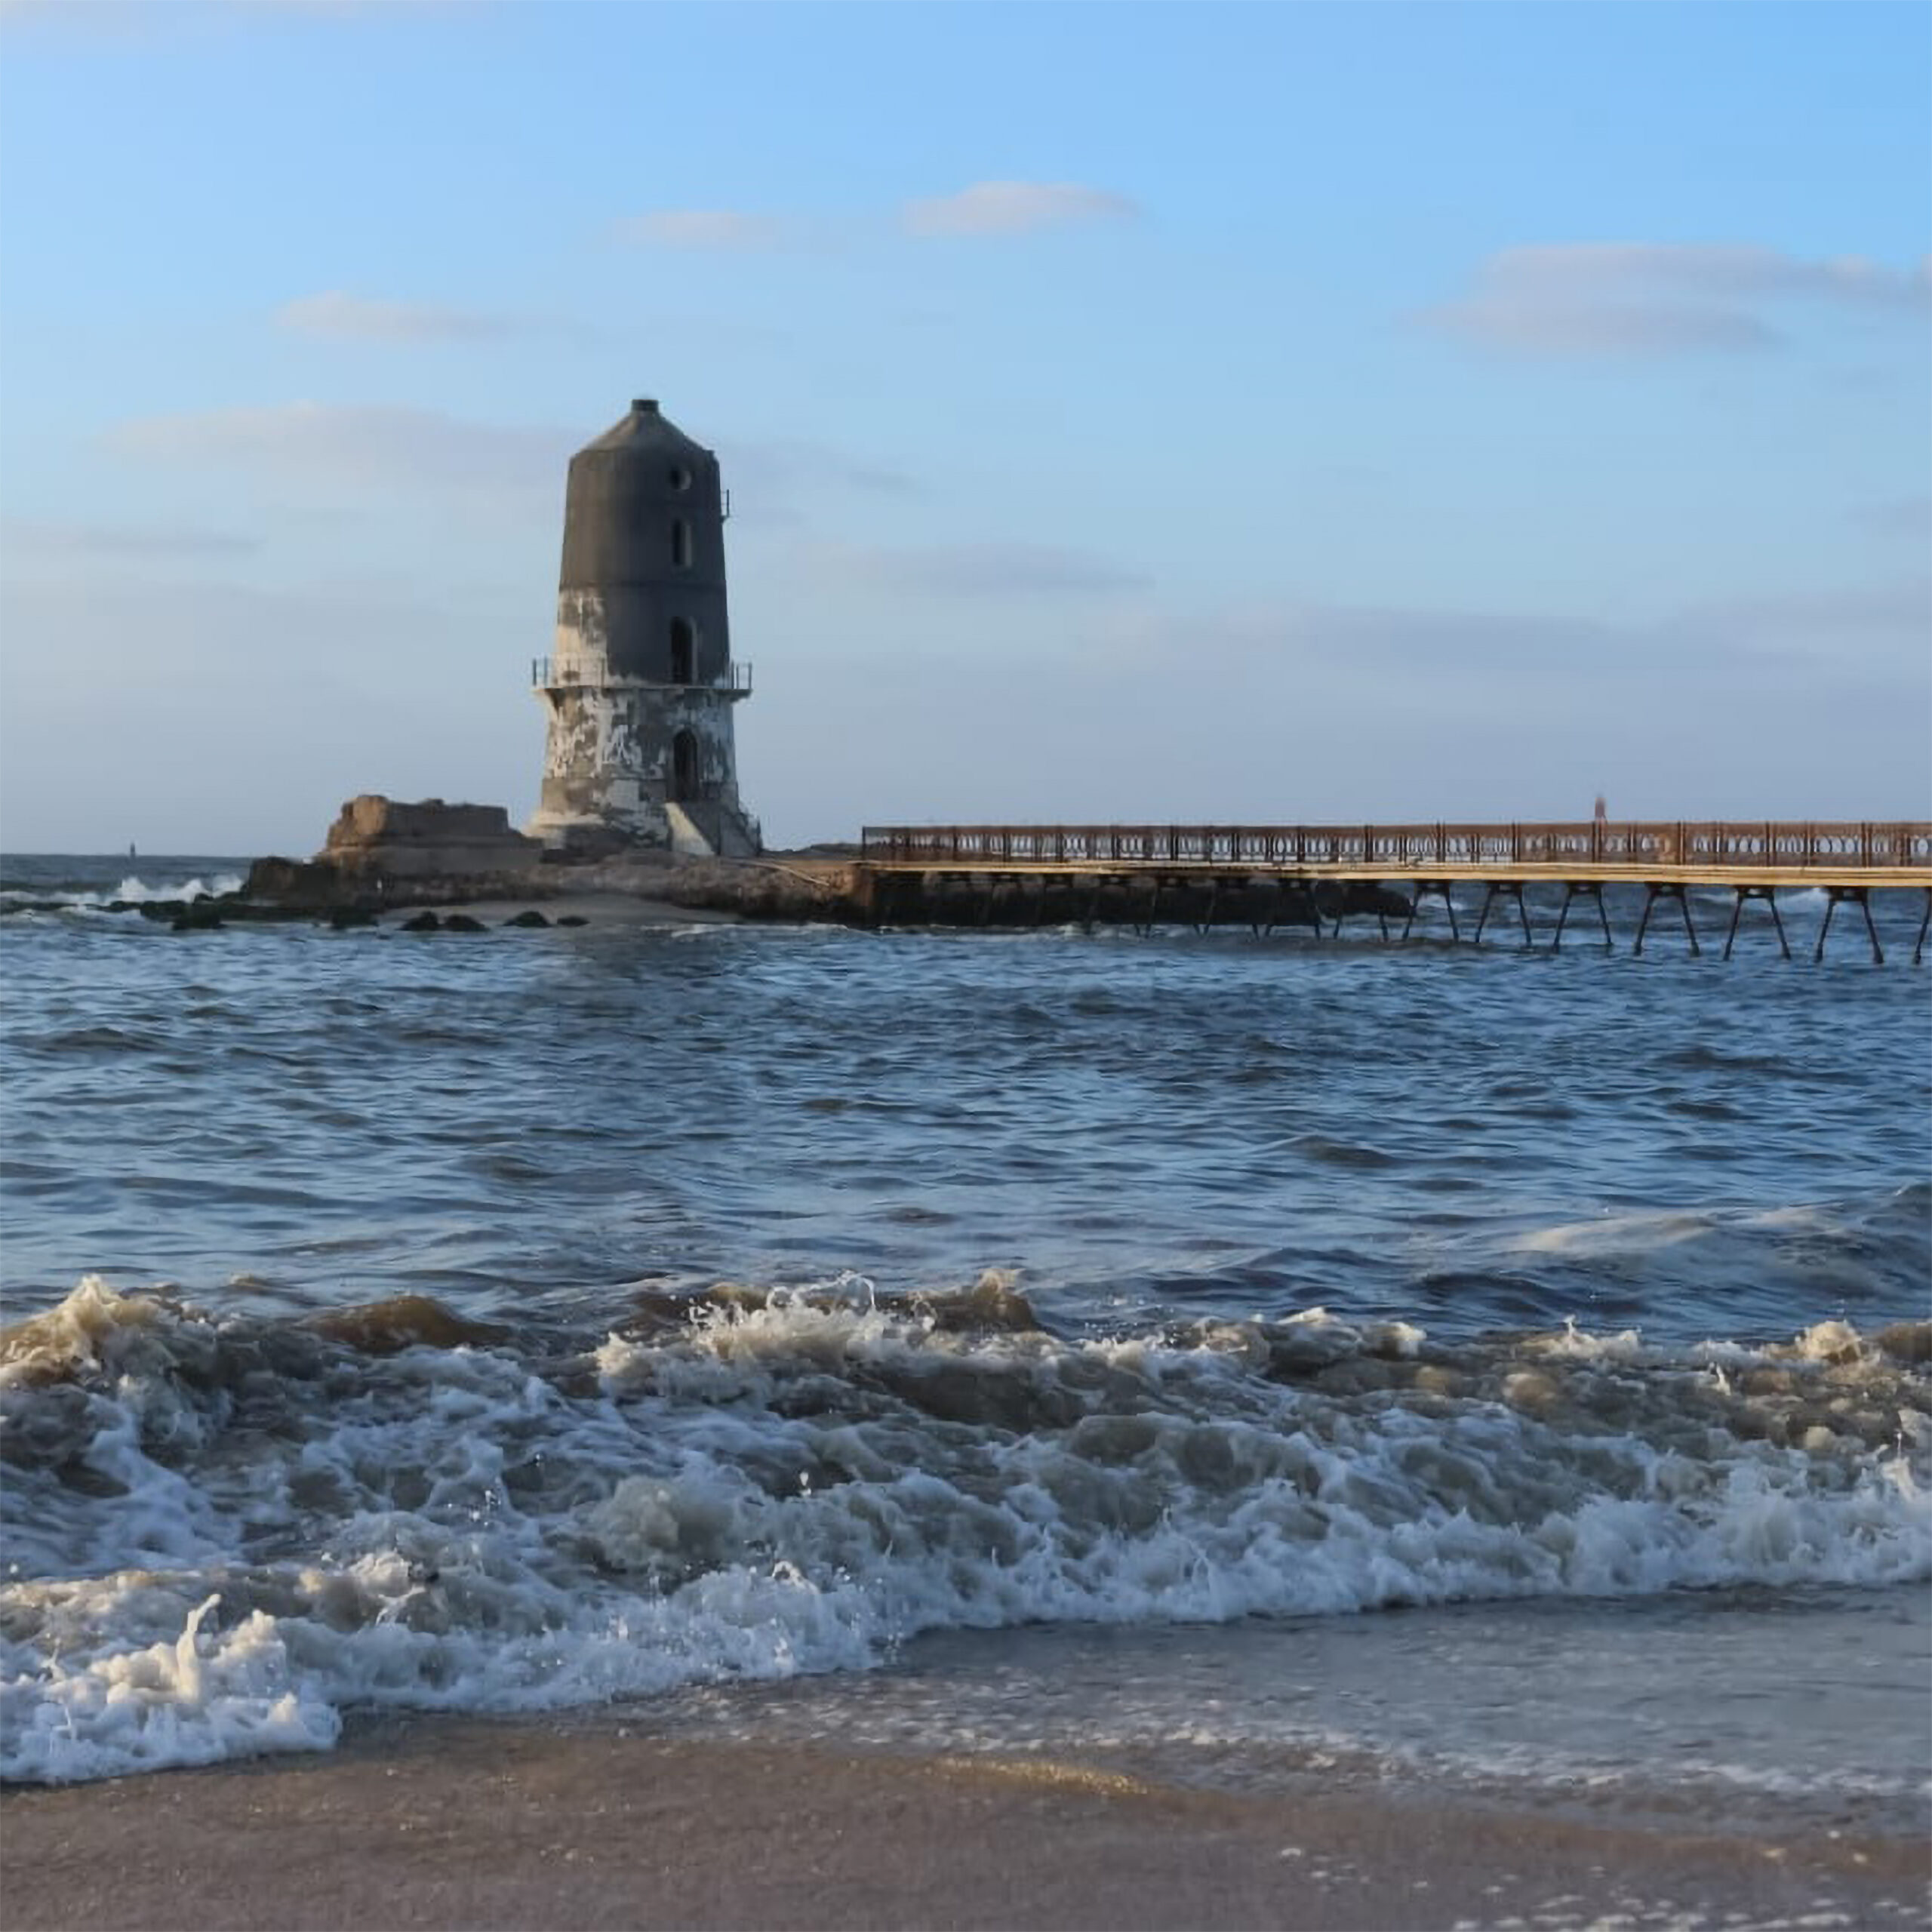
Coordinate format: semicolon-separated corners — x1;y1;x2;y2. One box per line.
527;399;760;857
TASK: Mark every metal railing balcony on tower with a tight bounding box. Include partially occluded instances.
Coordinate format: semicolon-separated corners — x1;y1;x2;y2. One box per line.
531;657;752;696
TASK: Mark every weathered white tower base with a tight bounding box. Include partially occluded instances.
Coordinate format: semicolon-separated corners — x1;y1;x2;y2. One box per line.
527;399;760;859
526;662;759;858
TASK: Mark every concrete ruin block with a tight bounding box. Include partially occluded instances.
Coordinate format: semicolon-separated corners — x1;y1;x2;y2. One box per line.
317;795;542;879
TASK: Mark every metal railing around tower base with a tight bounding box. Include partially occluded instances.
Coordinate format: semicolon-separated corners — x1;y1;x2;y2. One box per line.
531;657;752;695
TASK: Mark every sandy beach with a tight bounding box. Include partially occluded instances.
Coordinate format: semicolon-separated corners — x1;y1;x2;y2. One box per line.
3;1712;1922;1932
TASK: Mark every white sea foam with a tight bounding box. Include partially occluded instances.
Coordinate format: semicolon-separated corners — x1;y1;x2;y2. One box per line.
4;1278;1929;1783
0;871;244;912
1511;1209;1718;1260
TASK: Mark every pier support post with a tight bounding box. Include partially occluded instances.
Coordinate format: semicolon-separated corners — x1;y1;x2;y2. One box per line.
1475;881;1534;949
1816;887;1884;965
1401;880;1460;943
1915;889;1930;967
1552;882;1614;952
1723;885;1790;961
1635;884;1700;958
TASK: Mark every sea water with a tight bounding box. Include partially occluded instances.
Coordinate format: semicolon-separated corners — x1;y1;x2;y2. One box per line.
2;854;1927;1839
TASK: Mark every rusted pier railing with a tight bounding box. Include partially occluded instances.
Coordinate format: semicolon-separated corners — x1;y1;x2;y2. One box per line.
856;821;1932;963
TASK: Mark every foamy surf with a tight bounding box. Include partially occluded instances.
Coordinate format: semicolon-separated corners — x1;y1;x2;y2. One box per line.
0;872;245;912
4;1275;1927;1785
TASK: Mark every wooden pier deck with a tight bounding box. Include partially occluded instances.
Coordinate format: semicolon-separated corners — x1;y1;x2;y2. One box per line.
856;821;1932;961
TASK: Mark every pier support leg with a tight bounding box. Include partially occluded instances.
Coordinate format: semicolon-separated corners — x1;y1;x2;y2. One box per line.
1553;882;1613;952
1724;886;1790;961
1468;884;1530;946
1401;881;1460;943
1915;889;1930;967
1474;882;1533;948
1816;888;1883;965
1861;891;1885;965
1635;884;1700;958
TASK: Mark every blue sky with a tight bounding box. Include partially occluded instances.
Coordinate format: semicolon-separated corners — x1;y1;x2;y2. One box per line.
1;0;1926;854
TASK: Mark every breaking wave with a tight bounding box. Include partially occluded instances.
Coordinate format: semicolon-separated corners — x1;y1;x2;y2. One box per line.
4;1275;1927;1784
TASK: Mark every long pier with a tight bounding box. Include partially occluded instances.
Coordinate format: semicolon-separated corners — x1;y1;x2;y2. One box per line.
857;821;1932;962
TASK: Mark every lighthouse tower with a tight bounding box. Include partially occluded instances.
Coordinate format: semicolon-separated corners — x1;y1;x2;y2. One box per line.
527;398;759;857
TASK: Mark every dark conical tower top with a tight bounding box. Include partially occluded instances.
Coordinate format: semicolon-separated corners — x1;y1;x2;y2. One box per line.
579;397;704;452
559;400;724;595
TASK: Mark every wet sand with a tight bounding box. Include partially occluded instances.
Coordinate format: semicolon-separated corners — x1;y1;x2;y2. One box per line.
3;1713;1921;1931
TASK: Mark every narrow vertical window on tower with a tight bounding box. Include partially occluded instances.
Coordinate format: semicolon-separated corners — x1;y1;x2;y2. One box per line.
669;619;694;685
671;519;692;568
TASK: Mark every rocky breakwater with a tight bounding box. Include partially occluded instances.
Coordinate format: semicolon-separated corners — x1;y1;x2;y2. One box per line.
238;796;864;927
565;851;860;922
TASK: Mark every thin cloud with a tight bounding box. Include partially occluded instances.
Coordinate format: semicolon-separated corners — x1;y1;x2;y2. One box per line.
1492;243;1929;308
1853;496;1931;542
902;181;1139;238
1079;581;1928;700
0;515;260;561
2;0;466;32
1078;589;1852;685
106;401;572;499
614;210;786;251
275;291;516;343
1170;598;1623;678
1683;577;1931;651
813;539;1151;598
1422;243;1931;357
723;438;921;506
